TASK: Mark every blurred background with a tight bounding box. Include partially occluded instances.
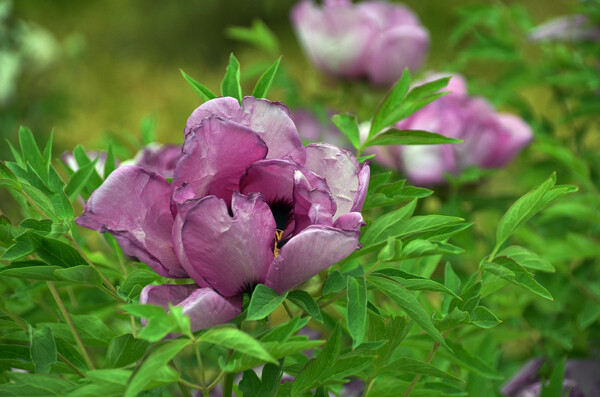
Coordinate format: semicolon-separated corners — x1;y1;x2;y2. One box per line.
1;0;573;159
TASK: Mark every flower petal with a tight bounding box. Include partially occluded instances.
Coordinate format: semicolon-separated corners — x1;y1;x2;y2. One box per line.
240;159;331;237
292;170;336;234
181;192;276;297
304;143;365;219
76;166;185;278
366;25;430;86
140;284;242;332
264;225;360;294
185;97;306;164
351;161;370;212
333;212;365;232
173;117;268;204
239;97;306;164
134;143;182;179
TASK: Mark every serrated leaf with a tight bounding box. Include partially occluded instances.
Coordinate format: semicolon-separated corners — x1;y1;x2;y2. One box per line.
368;275;449;350
180;69;217;102
221;53;242;103
332;114;361;150
124;339;191;397
247;284;288;321
347;276;367;348
252;56;281;99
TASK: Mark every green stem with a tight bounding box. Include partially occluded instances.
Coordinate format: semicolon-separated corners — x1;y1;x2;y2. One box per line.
47;281;95;370
57;352;86;378
282;301;294;319
66;232;119;296
177;379;197;396
194;341;209;397
222;372;235;397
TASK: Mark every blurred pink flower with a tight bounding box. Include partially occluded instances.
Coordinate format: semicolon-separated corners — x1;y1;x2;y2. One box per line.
291;0;429;86
529;14;600;42
368;74;533;186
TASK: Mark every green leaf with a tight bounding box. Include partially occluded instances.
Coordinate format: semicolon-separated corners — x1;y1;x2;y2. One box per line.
0;261;62;280
292;323;342;395
124;339;191;397
226;19;279;55
20;218;52;234
30;325;57;374
239;363;281;397
494;174;556;252
541;357;566;397
322;271;346;295
104;144;117;178
139;114;157;145
42;131;53;170
444;262;461;296
377;357;463;382
287;290;323;322
366;129;461;147
123;304;172;343
27;232;87;268
180;69;217;102
71;314;116;345
370;69;411;137
1;372;74;396
65;158;99;202
373;268;461;299
0;161;22;190
443;340;503;380
54;265;102;286
332;114;361;150
107;334;150;368
434;307;470;331
498;245;554;273
368;275;449;350
221;53;242;103
121;269;162;296
469;306;501;328
247;284;288;321
252;56;281;99
347;276;367;348
19;126;47;180
72;145;103;191
199;327;276;364
487;256;553;300
361;199;417;247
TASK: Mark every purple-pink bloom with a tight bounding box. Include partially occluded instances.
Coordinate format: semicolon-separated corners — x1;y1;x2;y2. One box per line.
291;0;429;86
133;143;182;179
529;14;600;42
502;358;600;397
368;74;533;186
76;96;369;332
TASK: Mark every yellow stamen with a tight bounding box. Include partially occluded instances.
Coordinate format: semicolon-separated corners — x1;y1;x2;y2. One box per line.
273;229;284;258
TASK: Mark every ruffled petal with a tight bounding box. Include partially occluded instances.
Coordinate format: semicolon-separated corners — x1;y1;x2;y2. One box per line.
240;159;330;237
134;144;182;179
333;212;365;232
140;284;242;332
292;170;336;235
181;192;276;297
303;143;364;220
264;225;360;294
239;97;306;164
351;161;370;212
172;117;268;204
76;166;185;278
184;97;306;165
